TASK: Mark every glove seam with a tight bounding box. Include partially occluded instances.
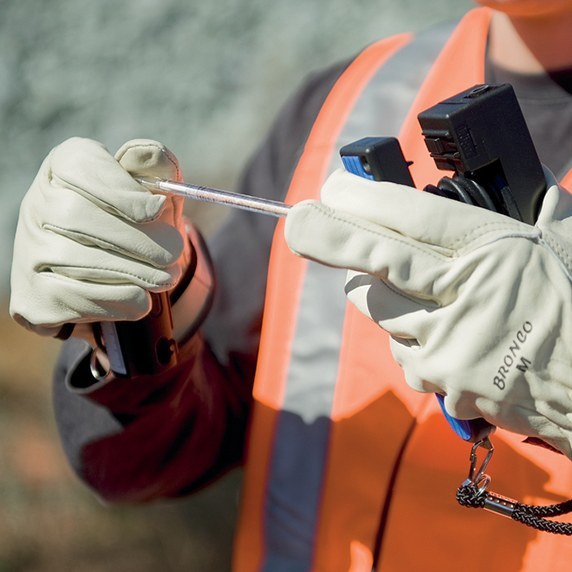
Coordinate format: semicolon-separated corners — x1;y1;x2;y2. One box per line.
157;145;181;181
48;173;161;224
448;221;535;248
380;275;440;309
42;223;176;268
39;267;177;290
308;204;453;261
310;204;535;254
540;234;572;281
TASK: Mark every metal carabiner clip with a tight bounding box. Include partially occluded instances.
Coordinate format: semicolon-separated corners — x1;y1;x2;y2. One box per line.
459;437;518;518
467;437;494;488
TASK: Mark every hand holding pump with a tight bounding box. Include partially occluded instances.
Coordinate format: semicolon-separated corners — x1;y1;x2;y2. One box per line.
339;84;546;441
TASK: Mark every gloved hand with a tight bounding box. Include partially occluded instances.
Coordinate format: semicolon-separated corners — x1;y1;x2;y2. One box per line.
285;169;572;458
10;137;191;337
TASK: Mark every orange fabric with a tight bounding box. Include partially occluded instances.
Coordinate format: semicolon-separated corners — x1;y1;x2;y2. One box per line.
232;33;412;572
398;8;489;184
234;7;572;572
560;169;572;192
312;313;428;570
312;9;494;570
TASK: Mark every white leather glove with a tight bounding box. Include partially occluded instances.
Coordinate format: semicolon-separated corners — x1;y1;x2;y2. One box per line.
10;137;191;337
285;169;572;458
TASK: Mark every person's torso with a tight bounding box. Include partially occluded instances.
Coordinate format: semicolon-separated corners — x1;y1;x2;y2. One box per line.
233;8;572;571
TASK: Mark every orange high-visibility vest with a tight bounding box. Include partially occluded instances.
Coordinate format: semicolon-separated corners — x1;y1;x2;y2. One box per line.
234;8;572;571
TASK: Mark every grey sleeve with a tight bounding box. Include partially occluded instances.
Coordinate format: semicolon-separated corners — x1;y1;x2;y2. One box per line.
52;339;123;474
202;60;348;363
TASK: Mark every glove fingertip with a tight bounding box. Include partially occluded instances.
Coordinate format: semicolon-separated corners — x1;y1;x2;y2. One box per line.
126;191;168;223
284;199;325;255
10;311;62;338
147;192;168;219
116;139;181;181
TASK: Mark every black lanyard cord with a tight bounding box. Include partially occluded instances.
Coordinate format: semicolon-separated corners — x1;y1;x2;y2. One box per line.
456;439;572;535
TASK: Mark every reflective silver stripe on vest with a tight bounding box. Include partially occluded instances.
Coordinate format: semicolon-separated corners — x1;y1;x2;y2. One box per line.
262;21;457;571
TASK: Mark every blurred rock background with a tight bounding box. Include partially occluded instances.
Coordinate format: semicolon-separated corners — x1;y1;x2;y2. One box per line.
0;0;472;570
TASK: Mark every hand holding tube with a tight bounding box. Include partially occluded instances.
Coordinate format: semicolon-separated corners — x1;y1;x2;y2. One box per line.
10;138;190;341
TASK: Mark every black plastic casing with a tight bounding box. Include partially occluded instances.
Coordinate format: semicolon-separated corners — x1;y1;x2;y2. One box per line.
96;291;178;378
417;83;546;225
340;137;415;185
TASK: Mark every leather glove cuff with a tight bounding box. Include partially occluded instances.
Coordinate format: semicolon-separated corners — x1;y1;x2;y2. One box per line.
170;221;215;344
81;221;214;389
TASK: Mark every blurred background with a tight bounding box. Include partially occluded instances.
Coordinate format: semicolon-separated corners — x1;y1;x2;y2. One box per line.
1;0;473;570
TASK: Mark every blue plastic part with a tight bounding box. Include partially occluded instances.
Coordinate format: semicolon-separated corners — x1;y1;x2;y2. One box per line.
435;394;474;441
341;155;375;180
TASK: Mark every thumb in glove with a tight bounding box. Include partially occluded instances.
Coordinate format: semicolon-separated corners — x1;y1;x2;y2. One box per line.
115;139;192;277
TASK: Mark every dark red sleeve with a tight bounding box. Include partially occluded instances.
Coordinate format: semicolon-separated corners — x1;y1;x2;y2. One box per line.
54;335;254;503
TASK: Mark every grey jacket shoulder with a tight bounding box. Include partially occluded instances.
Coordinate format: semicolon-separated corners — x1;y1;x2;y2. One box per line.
202;60;350;362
